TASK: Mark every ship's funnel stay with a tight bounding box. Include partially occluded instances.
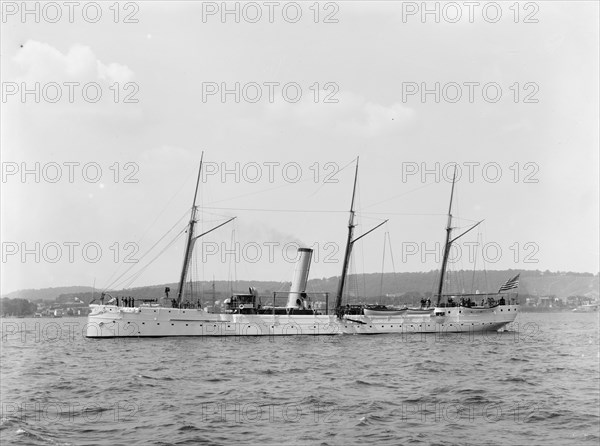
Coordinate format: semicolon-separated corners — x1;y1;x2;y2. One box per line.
287;248;313;309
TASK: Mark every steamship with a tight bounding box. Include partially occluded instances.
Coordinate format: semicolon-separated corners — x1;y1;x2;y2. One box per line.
86;157;518;338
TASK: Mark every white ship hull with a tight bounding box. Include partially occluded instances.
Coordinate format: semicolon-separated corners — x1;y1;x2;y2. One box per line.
85;304;519;337
344;305;519;334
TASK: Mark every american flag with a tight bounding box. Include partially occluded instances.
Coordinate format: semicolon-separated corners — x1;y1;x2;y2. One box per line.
499;274;520;292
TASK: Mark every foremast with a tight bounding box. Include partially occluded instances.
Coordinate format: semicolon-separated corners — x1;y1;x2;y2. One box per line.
436;168;456;306
335;158;359;314
176;153;204;305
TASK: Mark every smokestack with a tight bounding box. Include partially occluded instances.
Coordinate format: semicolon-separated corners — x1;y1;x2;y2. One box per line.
287;248;313;309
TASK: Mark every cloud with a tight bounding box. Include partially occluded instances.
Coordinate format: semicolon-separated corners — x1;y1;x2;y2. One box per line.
264;90;415;138
14;40;134;83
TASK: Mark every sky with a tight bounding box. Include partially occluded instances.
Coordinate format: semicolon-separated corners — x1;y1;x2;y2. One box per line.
1;1;598;295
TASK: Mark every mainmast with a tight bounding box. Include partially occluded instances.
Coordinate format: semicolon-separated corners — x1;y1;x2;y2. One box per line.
335;157;359;314
176;152;204;305
436;166;457;305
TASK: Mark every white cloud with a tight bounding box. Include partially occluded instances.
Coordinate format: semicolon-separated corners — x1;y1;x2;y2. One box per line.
264;91;415;138
14;40;134;83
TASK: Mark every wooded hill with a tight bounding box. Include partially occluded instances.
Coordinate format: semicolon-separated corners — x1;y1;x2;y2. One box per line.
4;270;597;304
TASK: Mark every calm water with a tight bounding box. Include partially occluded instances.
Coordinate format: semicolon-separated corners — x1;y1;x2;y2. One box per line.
1;312;598;445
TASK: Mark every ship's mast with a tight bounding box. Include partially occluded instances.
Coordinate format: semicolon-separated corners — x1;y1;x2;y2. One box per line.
436;166;457;305
176;152;204;305
335;158;359;314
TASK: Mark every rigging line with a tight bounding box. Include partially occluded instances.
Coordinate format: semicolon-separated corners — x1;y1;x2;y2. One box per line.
379;231;387;299
354;213;391;224
307;158;358;198
120;168;196;265
228;228;236;296
139;170;195;236
451;216;482;225
355;179;367;302
471;231;480;293
203;159;354;207
104;219;188;292
479;221;490;293
388;231;397;274
117;231;184;290
362;181;437;210
108;225;187;291
201;206;347;213
360;212;447;216
188;250;196;305
102;208;190;290
357;218;367;301
116;229;186;290
198;223;205;296
200;210;237;220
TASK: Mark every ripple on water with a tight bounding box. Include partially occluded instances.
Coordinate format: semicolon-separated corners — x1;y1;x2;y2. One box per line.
1;313;599;445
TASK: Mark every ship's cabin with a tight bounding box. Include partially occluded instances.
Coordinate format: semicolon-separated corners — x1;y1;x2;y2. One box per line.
224;293;258;314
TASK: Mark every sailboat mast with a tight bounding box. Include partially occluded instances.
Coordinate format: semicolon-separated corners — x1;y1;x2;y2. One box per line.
335;157;359;314
176;152;204;305
436;166;457;305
